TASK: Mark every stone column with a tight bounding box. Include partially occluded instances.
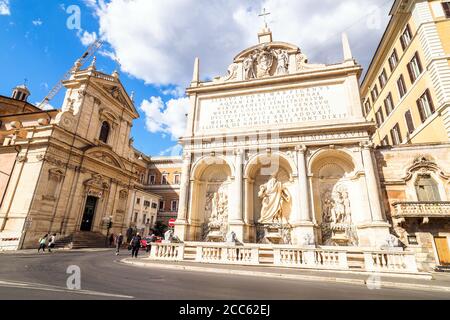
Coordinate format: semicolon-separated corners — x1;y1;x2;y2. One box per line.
295;145;311;223
291;145;315;246
174;152;191;241
358;142;390;247
229;149;245;241
361;142;384;222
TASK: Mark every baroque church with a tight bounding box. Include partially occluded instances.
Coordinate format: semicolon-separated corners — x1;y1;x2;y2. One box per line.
0;60;160;249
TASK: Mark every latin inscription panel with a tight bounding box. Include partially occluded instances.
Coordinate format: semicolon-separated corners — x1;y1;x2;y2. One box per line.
196;84;349;134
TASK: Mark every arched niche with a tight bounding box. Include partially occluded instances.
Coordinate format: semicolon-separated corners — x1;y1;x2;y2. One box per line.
189;157;233;240
309;149;358;245
244;153;295;229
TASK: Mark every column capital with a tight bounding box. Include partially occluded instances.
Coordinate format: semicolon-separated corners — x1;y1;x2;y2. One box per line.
360;140;375;150
234;148;245;157
182;151;192;161
295;144;307;154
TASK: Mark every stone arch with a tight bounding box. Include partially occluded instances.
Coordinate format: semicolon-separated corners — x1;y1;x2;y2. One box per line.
244;152;296;240
309;148;359;246
85;146;126;170
188;155;234;241
191;155;235;181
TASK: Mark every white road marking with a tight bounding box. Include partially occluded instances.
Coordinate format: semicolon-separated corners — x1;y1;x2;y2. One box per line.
0;279;134;299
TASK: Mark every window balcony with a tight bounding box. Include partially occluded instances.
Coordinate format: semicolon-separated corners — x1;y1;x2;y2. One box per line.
392;202;450;222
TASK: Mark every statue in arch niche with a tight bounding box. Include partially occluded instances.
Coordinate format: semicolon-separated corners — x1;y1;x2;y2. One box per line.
258;174;291;224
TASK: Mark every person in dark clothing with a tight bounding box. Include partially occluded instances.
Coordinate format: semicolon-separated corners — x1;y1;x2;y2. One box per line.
130;233;142;258
38;234;48;253
48;234;56;252
115;233;124;256
109;233;115;247
126;227;133;243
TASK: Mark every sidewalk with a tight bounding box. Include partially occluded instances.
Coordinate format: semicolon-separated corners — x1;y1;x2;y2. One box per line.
0;248;111;255
121;258;450;293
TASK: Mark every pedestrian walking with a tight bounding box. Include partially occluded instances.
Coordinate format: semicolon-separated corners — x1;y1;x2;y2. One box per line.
48;234;56;252
38;234;48;253
126;226;133;243
115;233;124;256
130;233;142;258
109;233;115;247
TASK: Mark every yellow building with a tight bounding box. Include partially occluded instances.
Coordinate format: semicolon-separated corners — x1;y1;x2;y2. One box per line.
361;0;450;146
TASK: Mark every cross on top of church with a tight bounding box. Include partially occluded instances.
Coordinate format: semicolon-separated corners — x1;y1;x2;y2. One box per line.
258;8;271;27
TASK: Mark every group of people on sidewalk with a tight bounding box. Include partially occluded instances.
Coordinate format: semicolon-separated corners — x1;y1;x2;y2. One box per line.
113;232;157;258
37;234;56;253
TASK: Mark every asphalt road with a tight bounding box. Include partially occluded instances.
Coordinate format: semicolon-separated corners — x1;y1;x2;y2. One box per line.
0;250;449;300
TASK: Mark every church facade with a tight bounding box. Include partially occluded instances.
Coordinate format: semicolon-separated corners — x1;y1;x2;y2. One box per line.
0;61;160;250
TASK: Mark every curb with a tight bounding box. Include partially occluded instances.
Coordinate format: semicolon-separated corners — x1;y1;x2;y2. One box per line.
121;259;450;293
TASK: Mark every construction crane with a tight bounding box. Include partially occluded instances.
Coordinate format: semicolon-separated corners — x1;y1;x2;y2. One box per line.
38;40;104;109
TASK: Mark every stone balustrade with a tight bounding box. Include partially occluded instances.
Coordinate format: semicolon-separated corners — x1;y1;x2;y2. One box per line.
195;244;259;265
274;246;349;270
363;250;418;273
146;242;422;275
392;201;450;218
149;243;185;261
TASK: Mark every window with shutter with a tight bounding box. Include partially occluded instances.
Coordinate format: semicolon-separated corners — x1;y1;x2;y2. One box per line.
384;93;394;116
390;123;402;145
397;75;407;98
404;110;415;134
400;25;412;50
389;49;399;71
443;2;450;18
415;175;441;201
417;89;435;123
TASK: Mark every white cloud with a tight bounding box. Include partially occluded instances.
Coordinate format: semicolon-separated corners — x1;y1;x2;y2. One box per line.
86;0;390;88
159;144;183;157
78;30;98;46
32;19;43;26
0;0;10;15
140;96;190;141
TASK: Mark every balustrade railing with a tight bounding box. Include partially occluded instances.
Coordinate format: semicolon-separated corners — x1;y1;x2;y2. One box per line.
363;250;418;273
392;201;450;217
149;243;185;261
195;244;259;265
274;247;349;270
147;242;422;274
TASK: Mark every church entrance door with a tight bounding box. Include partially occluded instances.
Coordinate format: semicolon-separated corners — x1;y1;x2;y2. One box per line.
80;196;98;231
435;237;450;266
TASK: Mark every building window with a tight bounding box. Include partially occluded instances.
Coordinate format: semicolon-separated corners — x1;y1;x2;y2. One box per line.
161;174;169;185
171;200;179;212
363;99;371;116
136;198;141;205
149;175;156;185
144;200;151;207
384;93;394;116
174;174;181;185
371;85;379;103
133;212;138;223
143;214;147;224
389;49;399;72
381;136;389;146
443;2;450;18
415;174;441;201
407;52;423;83
390;123;402;145
159;201;165;211
404;110;415;134
151;202;157;209
150;216;154;227
99;121;110;143
416;89;435;123
400;24;412;50
397;75;407;98
378;69;388;89
375;109;384;127
408;235;418;245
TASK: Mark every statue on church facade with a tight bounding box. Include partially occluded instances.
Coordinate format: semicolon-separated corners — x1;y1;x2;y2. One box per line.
243;55;256;80
258;175;291;224
275;49;289;75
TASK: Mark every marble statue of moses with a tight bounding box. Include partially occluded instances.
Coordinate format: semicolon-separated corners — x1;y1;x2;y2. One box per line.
258;176;290;224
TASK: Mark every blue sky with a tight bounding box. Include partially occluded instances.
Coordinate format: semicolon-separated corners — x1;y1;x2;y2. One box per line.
0;0;391;156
